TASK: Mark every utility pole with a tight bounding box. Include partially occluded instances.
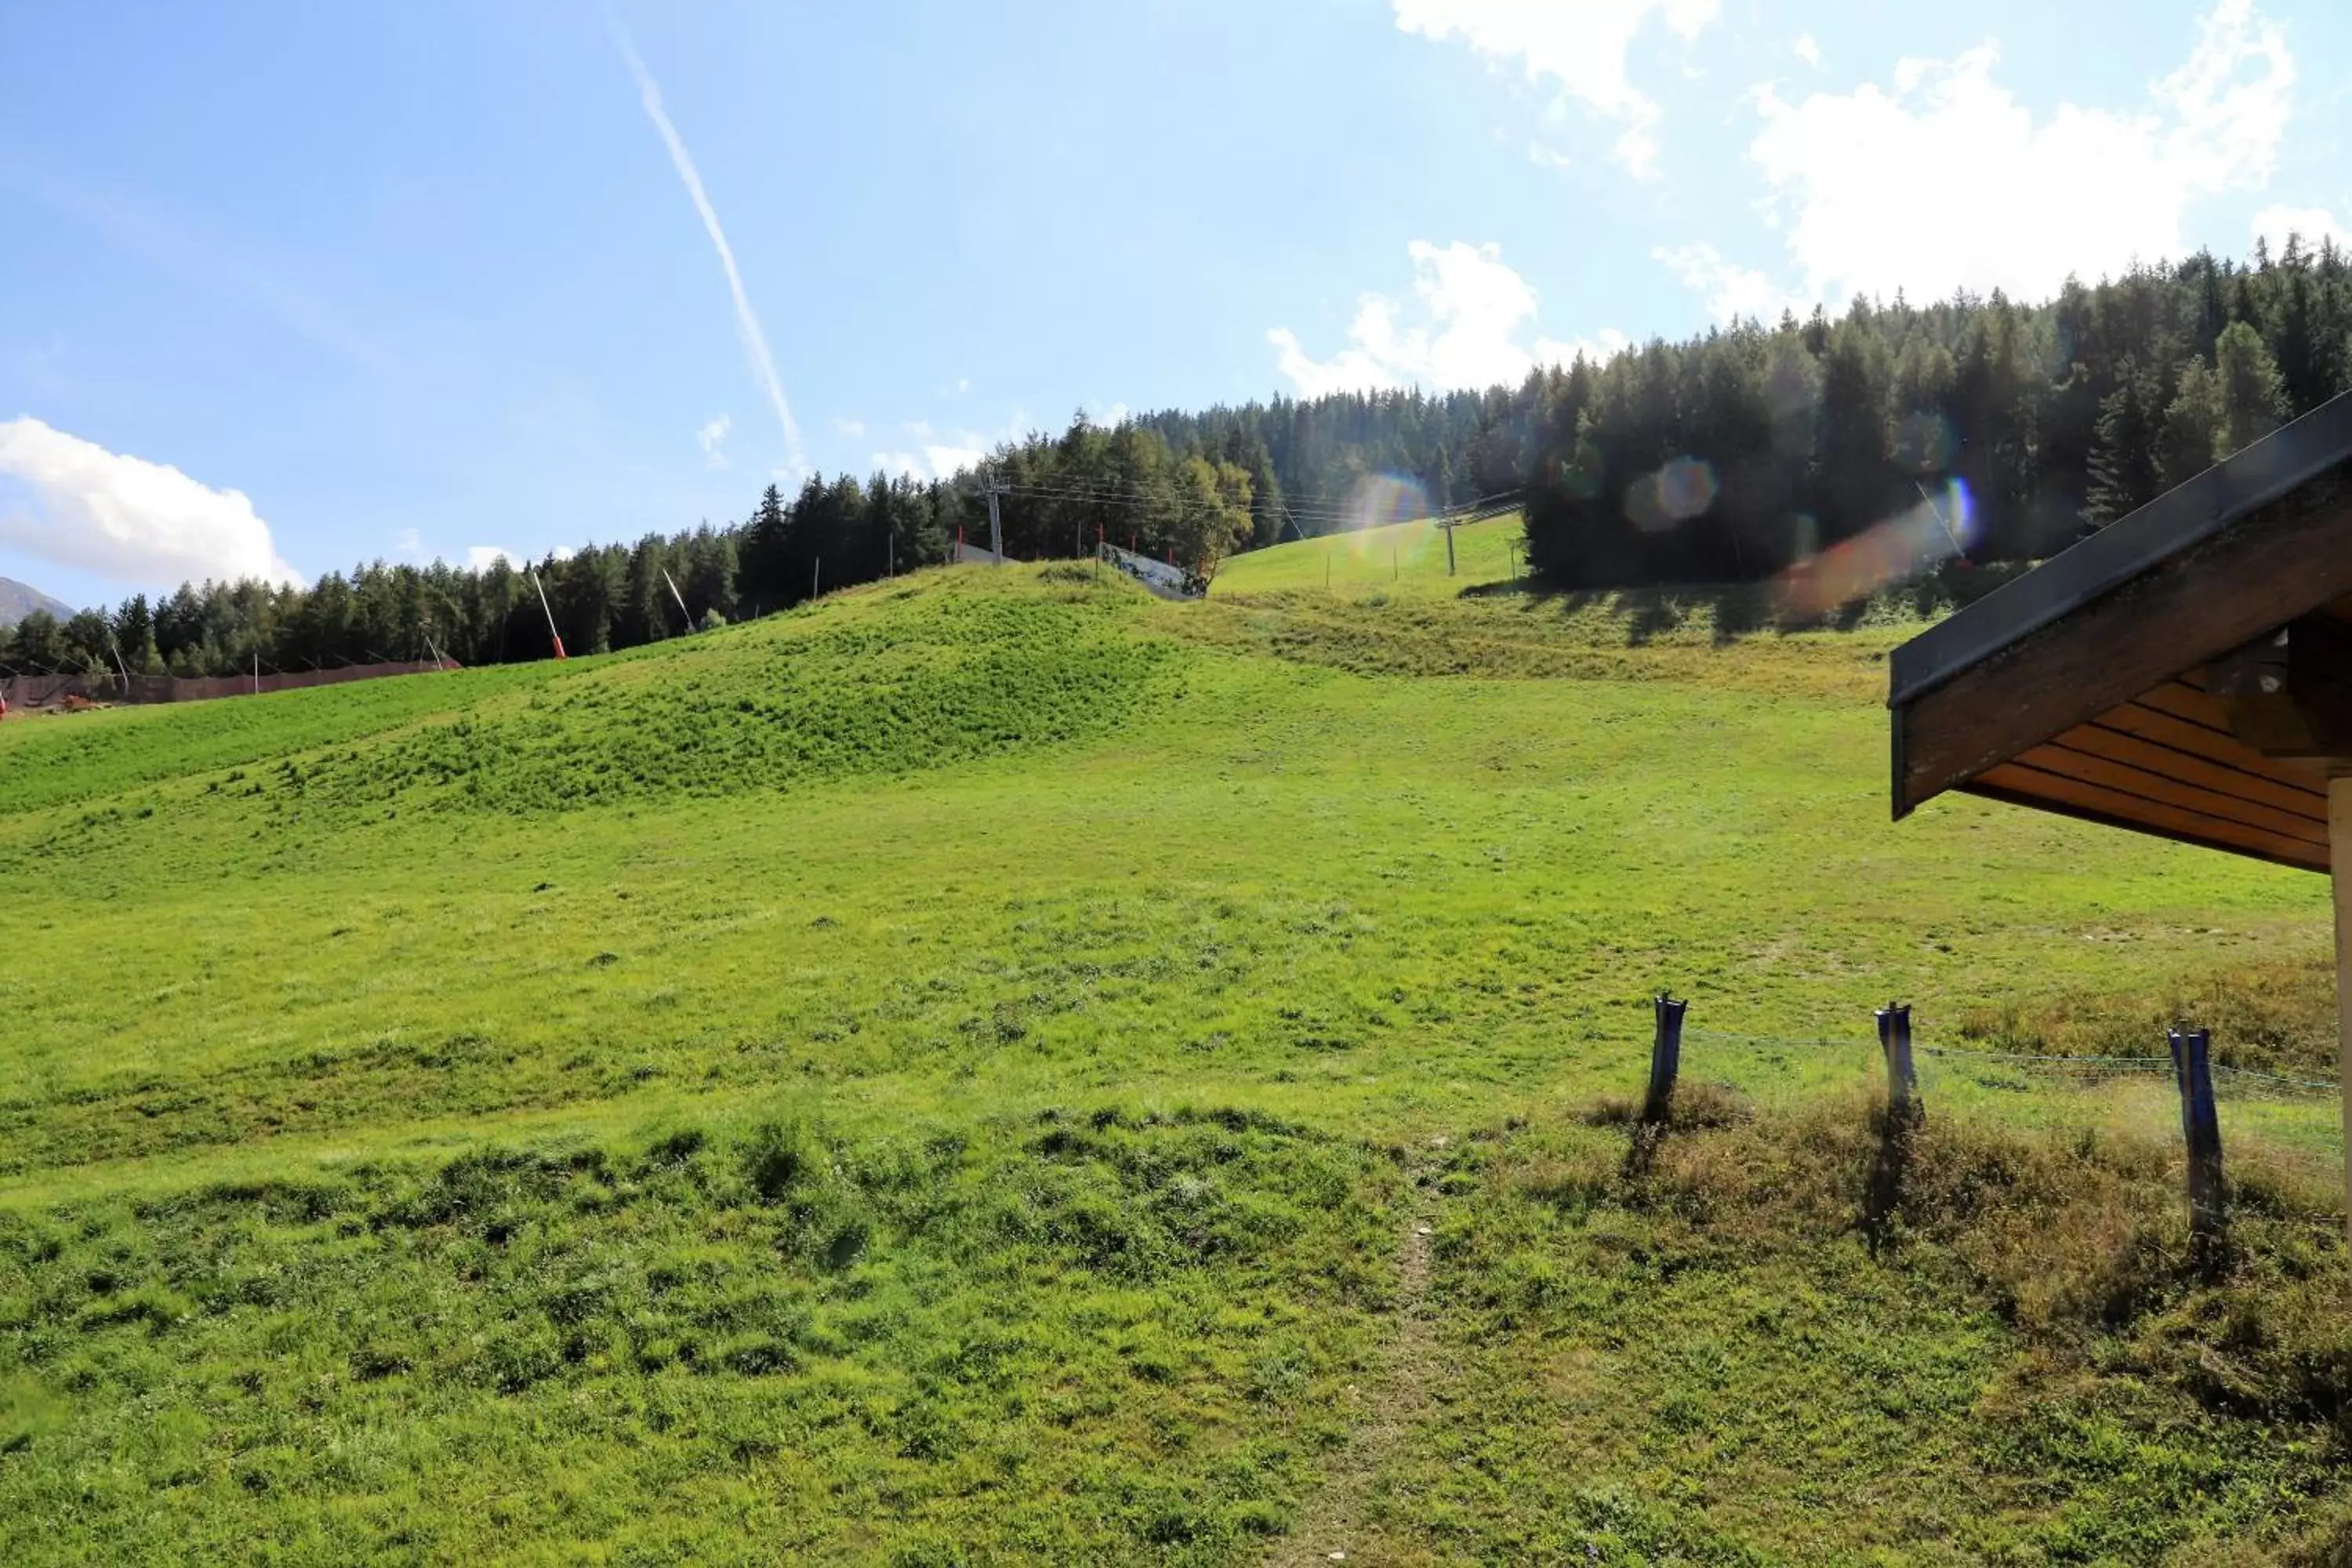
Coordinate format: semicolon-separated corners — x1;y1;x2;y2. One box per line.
1441;516;1458;576
1917;479;1965;557
982;465;1007;563
529;569;567;660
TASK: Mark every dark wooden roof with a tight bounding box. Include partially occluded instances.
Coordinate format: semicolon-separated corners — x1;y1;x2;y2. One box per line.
1889;390;2352;873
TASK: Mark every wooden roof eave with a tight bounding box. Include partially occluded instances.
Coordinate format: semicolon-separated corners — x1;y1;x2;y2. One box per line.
1887;390;2352;873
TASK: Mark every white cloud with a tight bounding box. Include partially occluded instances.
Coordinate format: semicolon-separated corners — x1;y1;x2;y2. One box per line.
1527;141;1574;170
2252;203;2352;254
394;528;423;557
950;378;971;396
0;417;301;588
1793;33;1821;68
1269;240;1620;395
697;414;731;470
610;18;806;475
1717;0;2294;311
1539;327;1633;367
466;545;521;572
873;447;984;481
1392;0;1719;176
1653;242;1800;323
874;420;989;481
831;416;866;438
926;445;983;476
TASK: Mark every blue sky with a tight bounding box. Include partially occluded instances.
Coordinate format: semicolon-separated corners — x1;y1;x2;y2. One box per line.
3;0;2348;611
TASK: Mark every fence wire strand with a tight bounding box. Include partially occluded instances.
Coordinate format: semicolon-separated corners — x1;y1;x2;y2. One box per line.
1682;1027;2340;1097
1676;1024;2346;1207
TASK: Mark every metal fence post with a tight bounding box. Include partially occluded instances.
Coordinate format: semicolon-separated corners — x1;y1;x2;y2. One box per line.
2168;1026;2227;1249
1876;1002;1921;1123
1641;994;1687;1126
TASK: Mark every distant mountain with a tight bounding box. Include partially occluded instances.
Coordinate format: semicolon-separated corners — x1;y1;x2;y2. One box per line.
0;577;74;629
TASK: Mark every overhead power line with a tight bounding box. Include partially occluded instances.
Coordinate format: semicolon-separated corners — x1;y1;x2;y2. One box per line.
985;474;1514;518
975;477;1523;530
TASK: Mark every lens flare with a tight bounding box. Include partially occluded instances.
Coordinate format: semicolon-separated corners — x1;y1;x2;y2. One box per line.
1344;474;1432;546
1625;456;1719;533
1773;480;1975;618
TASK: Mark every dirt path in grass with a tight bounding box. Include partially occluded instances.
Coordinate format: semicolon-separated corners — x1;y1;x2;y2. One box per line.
1268;1138;1450;1567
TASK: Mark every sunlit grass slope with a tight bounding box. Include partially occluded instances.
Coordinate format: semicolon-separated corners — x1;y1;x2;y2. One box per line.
2;562;2347;1564
1210;512;1523;597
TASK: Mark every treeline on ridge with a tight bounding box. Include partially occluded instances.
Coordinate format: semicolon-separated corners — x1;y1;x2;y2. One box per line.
6;237;2350;677
1520;239;2352;585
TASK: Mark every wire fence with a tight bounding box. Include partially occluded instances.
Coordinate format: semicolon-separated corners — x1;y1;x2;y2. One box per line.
1685;1026;2340;1097
0;657;456;712
1669;1018;2347;1213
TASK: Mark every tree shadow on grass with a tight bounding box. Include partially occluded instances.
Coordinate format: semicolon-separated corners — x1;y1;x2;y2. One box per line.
1457;561;2031;647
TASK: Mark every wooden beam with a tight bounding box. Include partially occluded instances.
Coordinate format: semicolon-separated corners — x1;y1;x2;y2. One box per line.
2330;779;2352;1247
2028;739;2329;844
1967;761;2332;871
2101;690;2332;797
2214;614;2352;759
1897;470;2352;817
2067;720;2325;820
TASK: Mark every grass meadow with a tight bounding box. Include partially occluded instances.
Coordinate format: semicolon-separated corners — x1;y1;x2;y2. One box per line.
2;546;2347;1564
1210;514;1525;598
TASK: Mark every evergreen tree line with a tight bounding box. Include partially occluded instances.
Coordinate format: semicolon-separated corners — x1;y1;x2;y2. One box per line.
7;238;2347;677
1521;239;2347;585
0;421;1256;678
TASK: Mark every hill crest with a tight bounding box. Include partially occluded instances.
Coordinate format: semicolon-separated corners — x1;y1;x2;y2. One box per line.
0;575;73;627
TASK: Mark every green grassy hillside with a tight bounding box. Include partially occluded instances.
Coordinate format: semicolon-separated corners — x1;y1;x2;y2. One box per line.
1210;513;1524;597
2;564;2346;1564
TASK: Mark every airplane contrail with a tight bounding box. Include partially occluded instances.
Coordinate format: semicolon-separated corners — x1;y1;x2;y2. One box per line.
608;14;806;474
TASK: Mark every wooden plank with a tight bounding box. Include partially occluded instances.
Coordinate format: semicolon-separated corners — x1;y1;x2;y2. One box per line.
2094;699;2328;798
1972;760;2331;869
2132;677;2237;733
2098;698;2329;800
1896;469;2352;815
2063;720;2326;818
1962;779;2328;873
2329;779;2352;1245
2024;740;2329;845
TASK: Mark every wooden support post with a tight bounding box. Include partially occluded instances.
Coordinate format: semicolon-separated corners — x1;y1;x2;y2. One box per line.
1875;1002;1920;1123
2167;1025;2227;1249
1641;993;1687;1127
2332;778;2352;1247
